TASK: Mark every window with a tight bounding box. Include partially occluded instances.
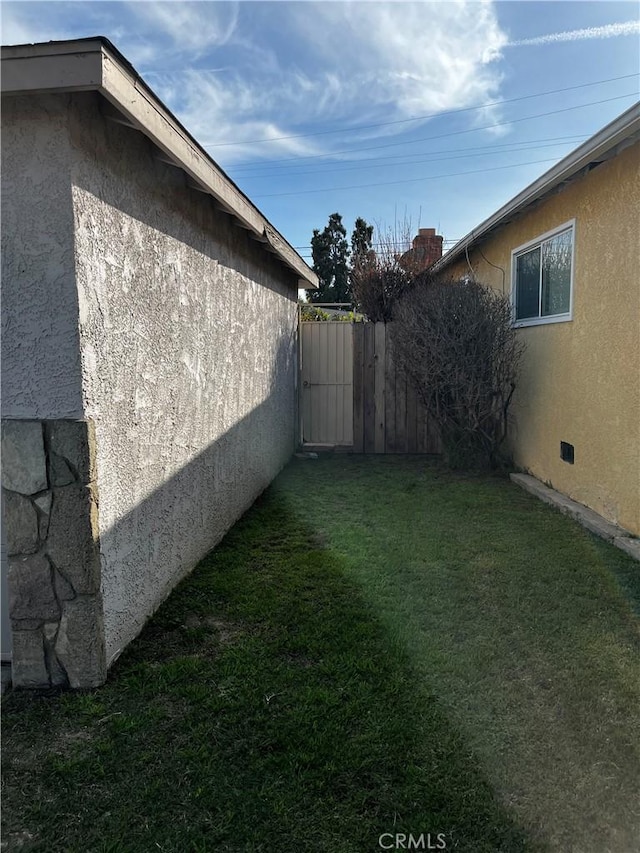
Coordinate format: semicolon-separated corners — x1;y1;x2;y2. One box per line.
511;221;574;326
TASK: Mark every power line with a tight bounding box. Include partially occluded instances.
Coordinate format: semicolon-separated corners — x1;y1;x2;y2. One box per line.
295;238;462;252
230;134;586;176
253;156;566;198
223;92;639;169
205;73;638;147
233;138;588;181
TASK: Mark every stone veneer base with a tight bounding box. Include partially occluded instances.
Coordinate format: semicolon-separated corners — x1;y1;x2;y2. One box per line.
2;419;107;688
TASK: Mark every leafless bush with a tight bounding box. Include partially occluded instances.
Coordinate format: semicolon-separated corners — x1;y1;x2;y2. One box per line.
351;263;411;322
391;278;524;469
351;223;417;321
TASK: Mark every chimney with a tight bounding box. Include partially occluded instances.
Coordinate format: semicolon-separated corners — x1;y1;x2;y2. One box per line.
411;228;443;269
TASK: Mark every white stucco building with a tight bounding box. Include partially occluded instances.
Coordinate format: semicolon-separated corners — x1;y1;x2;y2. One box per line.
1;38;317;688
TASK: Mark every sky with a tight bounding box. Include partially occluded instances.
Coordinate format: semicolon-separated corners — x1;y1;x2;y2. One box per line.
2;1;638;267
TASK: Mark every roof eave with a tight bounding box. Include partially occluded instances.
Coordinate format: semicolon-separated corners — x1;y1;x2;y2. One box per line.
431;100;640;275
1;38;318;288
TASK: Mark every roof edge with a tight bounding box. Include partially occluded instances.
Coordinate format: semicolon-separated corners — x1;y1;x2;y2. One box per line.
431;100;640;275
1;37;318;287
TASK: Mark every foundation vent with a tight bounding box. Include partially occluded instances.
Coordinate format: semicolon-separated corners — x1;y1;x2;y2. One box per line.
560;441;575;464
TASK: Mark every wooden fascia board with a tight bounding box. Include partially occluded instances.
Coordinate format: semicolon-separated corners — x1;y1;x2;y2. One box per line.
99;48;318;286
1;42;104;94
1;39;318;287
100;50;264;236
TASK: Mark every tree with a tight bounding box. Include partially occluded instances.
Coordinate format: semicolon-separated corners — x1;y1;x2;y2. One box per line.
350;217;374;271
307;213;351;304
390;278;524;469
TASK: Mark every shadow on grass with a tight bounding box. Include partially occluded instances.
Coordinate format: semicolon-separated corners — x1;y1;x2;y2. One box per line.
1;488;539;853
272;456;640;853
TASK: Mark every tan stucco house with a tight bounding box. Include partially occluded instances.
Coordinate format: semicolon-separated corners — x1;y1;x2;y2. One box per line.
432;102;640;537
1;38;317;688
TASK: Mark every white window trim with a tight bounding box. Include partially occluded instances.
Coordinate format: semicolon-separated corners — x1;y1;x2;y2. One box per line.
510;219;575;328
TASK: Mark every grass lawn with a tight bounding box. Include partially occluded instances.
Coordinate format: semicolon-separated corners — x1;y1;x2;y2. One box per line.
2;456;639;853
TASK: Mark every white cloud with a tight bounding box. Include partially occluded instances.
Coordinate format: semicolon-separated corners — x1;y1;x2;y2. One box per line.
0;1;511;165
286;1;507;119
158;67;326;163
157;1;510;164
129;1;240;56
508;20;640;47
0;4;68;45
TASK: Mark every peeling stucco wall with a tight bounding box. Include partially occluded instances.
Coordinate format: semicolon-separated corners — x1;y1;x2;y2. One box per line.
66;93;299;663
443;142;640;535
2;91;300;681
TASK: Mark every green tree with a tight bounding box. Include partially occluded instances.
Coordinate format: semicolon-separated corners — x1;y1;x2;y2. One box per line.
307;213;350;304
350;216;374;268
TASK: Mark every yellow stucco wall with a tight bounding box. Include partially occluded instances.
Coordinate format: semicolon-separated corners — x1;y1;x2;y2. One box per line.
445;142;640;535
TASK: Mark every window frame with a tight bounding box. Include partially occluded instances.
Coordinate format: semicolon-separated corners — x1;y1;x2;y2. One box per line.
511;219;575;328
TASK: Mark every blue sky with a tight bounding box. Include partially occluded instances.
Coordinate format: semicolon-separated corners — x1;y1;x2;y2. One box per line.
2;1;638;265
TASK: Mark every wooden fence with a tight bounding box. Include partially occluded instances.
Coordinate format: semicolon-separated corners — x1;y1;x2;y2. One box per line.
352;323;440;454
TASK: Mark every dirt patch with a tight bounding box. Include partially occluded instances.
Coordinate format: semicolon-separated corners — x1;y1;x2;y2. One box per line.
1;829;37;851
282;651;316;668
181;613;245;645
308;531;329;549
204;616;244;644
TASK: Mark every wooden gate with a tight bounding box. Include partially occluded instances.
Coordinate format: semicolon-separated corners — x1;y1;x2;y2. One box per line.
300;321;353;446
300;321;440;454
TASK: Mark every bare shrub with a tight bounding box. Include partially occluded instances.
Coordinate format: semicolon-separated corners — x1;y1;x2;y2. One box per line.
351;262;411;322
351;223;416;321
391;278;524;469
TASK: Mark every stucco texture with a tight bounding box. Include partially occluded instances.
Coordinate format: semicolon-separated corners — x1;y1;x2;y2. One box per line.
1;96;84;418
67;94;299;662
3;91;300;667
445;143;640;535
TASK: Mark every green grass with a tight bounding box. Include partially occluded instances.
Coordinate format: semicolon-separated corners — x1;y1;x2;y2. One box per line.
2;457;639;852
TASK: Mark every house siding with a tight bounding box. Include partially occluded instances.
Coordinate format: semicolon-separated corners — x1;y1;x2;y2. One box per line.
443;142;640;535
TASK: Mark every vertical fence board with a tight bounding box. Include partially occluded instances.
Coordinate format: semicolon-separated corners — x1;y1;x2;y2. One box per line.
416;397;429;453
335;322;343;436
303;324;312;442
384;332;397;453
344;325;354;445
313;324;320;444
426;407;442;454
352;323;364;452
327;324;335;443
363;324;376;453
395;365;408;452
406;380;418;453
337;325;348;444
374;323;386;454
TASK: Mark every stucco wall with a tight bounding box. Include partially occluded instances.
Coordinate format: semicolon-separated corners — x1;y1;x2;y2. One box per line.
62;93;299;663
3;91;301;678
1;96;84;418
443;143;640;534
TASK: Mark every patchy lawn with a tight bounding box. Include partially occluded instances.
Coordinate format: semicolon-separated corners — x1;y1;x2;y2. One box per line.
2;456;639;853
